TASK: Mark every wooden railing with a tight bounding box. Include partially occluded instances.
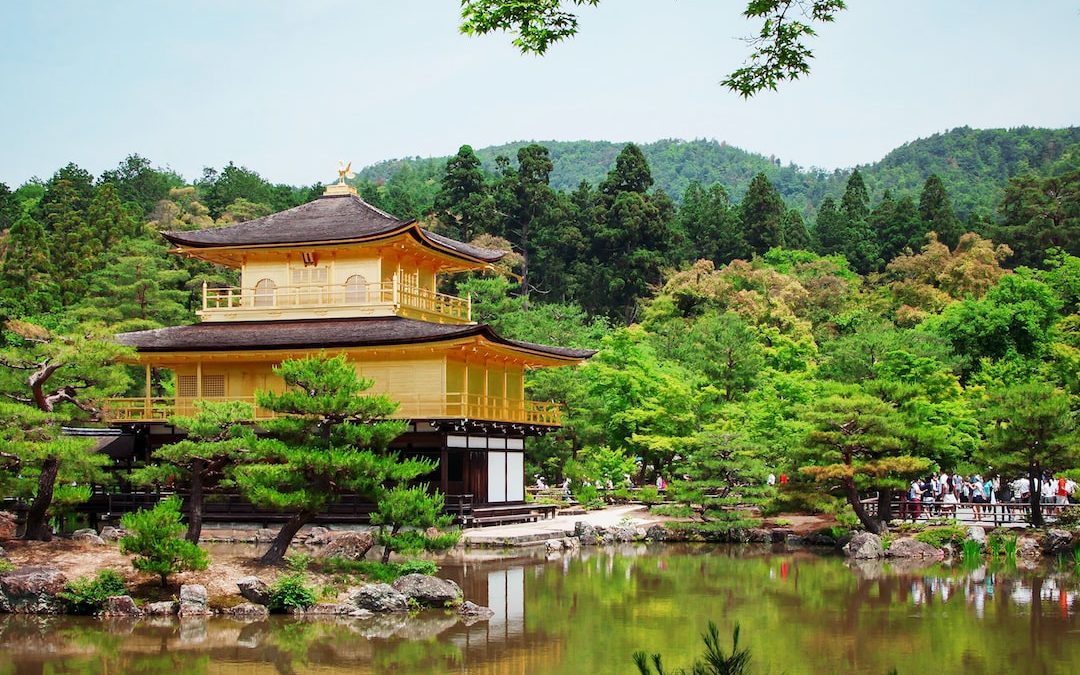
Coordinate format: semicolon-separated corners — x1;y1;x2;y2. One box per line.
104;393;562;426
200;276;471;323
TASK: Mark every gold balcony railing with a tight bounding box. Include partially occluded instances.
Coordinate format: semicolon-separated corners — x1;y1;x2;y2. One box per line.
104;393;562;426
199;276;471;323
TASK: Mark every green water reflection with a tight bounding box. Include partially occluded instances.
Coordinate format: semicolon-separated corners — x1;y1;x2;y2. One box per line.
0;545;1077;674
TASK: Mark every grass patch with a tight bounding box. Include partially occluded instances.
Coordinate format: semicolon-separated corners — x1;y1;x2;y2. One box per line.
914;525;968;549
318;557;438;583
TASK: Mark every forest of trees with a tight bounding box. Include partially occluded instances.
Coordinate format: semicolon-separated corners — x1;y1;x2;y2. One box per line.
1;125;1078;534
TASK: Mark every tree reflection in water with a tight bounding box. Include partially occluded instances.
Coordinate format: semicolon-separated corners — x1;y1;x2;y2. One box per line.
0;546;1076;674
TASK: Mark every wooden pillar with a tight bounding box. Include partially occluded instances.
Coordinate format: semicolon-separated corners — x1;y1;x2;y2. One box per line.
463;353;470;418
144;363;152;418
196;361;203;409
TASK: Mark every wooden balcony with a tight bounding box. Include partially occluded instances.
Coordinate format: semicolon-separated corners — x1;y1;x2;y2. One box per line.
104;393;562;426
198;277;472;324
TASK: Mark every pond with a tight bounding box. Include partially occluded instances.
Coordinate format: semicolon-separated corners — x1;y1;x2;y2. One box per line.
1;544;1078;674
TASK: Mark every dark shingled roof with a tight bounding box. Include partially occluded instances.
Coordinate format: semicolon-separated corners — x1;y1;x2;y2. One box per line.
116;317;596;361
161;194;505;263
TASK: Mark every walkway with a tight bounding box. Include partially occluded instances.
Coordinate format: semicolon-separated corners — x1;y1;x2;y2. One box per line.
462;504;657;547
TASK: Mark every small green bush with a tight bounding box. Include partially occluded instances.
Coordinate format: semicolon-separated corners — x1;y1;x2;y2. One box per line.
268;571;317;612
637;486;662;506
1054;505;1080;529
119;496;208;587
914;525;967;549
319;557;438;583
0;559;15;573
58;570;127;615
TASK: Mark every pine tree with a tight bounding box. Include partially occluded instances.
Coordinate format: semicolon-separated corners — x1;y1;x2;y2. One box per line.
781;208;811;251
873;191;925;264
600;143;653;197
919;174;962;248
740;173;785;255
233;354;427;564
840;169;870;222
678;183;748;264
813;197;846;255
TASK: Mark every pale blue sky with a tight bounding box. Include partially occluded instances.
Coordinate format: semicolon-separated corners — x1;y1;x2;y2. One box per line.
1;1;1077;186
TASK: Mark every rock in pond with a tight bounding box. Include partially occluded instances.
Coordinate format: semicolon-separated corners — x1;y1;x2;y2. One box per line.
236;576;270;605
220;602;270;620
843;532;884;560
391;574;462;607
458;600;494;619
349;583;409;613
644;524;669;542
0;567;68;614
966;526;987;546
574;522;600;546
102;595;142;617
317;531;375;560
178;584;211;617
1017;536;1042;559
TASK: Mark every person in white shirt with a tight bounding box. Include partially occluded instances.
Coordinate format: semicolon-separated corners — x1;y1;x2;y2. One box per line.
767;473;776;486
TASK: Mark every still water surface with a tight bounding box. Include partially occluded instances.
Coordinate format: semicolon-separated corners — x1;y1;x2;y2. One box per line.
1;544;1078;674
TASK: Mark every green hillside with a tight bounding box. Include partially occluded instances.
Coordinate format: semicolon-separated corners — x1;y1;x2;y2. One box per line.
356;127;1080;220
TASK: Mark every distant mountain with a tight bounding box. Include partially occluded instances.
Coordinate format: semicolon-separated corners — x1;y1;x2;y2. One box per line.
356;126;1080;220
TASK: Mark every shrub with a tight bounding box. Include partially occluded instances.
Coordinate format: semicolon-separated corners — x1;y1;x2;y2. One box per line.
318;557;438;583
268;571;317;612
1054;505;1080;529
637;486;662;506
0;559;15;573
914;525;967;549
119;496;209;587
58;570;127;615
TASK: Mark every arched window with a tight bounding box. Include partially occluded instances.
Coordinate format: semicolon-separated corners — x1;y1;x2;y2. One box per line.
344;274;367;304
253;278;276;307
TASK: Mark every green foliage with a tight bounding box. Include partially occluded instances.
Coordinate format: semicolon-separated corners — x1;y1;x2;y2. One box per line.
319;557;439;584
370;485;457;563
1055;506;1080;530
913;526;968;549
118;496;209;586
633;621;751;675
637;486;662;506
0;559;16;573
268;571;318;613
57;570;128;615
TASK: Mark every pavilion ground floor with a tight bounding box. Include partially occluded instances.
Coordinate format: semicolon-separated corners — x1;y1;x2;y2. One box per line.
63;419;558;529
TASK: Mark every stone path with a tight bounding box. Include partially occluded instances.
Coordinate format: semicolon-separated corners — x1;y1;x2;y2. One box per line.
461;505;658;547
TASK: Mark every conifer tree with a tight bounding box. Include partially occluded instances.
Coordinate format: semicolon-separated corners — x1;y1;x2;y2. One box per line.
434;145;497;242
919;174;961;248
0;182;18;232
234;354;427;564
813;196;845;255
678;182;748;264
740;173;785;255
840;169;870;223
86;182;130;250
131;401;252;543
1;213;58;317
600;143;653;197
76;237;193;328
0;321;131;540
781;208;811;251
873;192;925;264
45;180;101;305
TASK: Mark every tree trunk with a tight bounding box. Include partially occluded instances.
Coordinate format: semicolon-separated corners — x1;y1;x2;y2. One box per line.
186;466;204;544
1028;470;1043;528
22;456;60;541
846;479;882;535
381;524;400;564
260;510;315;564
876;487;894;532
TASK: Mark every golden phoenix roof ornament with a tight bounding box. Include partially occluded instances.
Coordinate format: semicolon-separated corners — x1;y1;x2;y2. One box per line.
337;160;355;185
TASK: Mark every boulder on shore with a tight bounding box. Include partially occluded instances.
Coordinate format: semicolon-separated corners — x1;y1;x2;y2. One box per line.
391;574;462;607
348;583;408;613
317;531;375;560
102;595;142;617
72;530;106;545
574;522;600;546
144;600;177;616
304;526;332;546
1017;536;1042;559
0;567;68;614
0;512;16;540
236;576;270;606
458;600;494;619
98;526;124;542
966;526;987;546
842;532;884;560
1042;529;1074;557
885;537;942;559
178;584;211;617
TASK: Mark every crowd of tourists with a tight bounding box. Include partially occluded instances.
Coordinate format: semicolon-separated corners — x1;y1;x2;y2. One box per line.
904;472;1077;521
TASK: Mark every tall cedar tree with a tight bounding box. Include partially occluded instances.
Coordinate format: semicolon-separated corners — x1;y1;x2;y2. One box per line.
873;191;925;263
0;321;131;539
979;380;1080;527
1;213;58;318
34;163;94;223
498;144;557;304
130;401;253;543
678;182;748;264
434;145;497;242
782;209;811;251
45;180;102;306
798;385;932;533
919;175;962;249
836;169;882;274
234;354;424;564
997;170;1080;267
86;182;130;251
740;173;785;255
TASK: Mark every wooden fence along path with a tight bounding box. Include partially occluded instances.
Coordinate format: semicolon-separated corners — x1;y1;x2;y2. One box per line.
866;497;1063;528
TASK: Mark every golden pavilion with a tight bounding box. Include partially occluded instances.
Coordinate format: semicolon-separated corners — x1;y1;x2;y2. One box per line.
103;176;593;521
